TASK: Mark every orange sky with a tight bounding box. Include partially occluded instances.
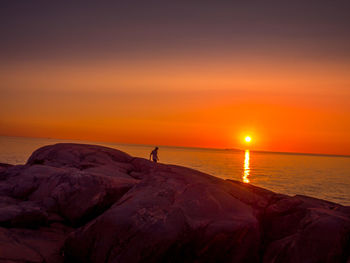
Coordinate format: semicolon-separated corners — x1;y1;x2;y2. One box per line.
1;2;350;155
1;53;350;155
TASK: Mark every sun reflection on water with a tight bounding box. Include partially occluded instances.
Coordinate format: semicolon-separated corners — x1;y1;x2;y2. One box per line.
243;149;250;183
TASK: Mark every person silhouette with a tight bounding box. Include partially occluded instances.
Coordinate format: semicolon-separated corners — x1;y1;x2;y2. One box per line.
149;147;159;163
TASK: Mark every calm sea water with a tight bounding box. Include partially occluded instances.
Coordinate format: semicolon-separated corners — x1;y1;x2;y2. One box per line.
1;136;349;206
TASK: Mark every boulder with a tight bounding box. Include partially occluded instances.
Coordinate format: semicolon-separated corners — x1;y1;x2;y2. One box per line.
0;224;71;263
26;143;133;169
262;195;350;263
0;162;138;226
0;143;349;263
0;200;48;228
0;162;12;174
64;168;262;263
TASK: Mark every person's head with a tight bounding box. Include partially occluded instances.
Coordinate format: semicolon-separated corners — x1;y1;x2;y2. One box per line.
155;147;158;151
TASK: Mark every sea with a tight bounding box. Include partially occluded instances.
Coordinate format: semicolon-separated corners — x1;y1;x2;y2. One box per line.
1;136;349;206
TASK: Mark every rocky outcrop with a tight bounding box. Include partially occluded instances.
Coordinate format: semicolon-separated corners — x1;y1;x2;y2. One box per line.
0;143;349;263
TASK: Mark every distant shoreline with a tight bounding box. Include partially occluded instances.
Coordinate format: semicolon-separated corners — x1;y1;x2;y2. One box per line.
1;134;349;158
242;149;350;159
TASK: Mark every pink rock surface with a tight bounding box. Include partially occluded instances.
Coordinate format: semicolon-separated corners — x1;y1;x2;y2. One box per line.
0;224;71;263
0;199;48;228
0;143;349;262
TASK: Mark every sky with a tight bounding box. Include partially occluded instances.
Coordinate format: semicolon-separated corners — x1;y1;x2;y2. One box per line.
1;1;350;155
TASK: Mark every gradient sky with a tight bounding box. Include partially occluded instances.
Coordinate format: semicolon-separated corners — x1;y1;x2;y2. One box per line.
1;1;350;155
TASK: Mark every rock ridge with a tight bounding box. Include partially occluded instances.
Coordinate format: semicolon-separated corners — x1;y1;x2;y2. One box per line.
0;143;349;263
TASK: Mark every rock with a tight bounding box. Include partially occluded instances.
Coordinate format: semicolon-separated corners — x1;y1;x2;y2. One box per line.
64;169;261;263
0;163;13;168
27;167;137;226
0;225;70;263
0;162;12;174
0;163;138;226
26;143;132;169
0;143;349;263
262;195;350;263
0;200;48;228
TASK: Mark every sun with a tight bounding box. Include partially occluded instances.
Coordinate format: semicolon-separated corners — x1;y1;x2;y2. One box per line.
245;136;252;143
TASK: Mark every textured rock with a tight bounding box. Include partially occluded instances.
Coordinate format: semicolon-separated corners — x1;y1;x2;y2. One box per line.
0;199;48;228
1;162;138;227
262;195;350;263
0;163;12;174
26;143;133;169
0;224;71;263
0;143;349;263
64;168;262;263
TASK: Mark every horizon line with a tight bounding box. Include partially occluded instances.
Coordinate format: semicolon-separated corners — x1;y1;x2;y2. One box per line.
1;134;349;159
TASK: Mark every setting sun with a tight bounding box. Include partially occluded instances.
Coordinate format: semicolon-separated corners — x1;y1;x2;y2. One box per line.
245;136;252;143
